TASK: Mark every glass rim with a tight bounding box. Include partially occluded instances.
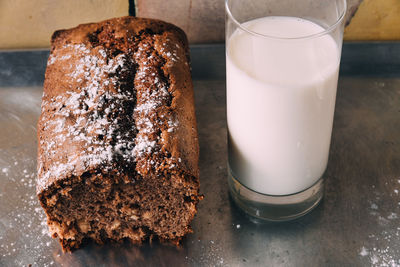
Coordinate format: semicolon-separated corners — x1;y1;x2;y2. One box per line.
225;0;347;40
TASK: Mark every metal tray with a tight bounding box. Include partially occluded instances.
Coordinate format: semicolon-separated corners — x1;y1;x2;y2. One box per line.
1;43;400;266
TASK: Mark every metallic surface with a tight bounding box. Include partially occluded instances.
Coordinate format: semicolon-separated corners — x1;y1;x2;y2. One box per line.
1;43;400;266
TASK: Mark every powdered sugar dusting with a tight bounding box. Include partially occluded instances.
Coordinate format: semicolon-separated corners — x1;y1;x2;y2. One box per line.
0;157;54;265
132;38;179;174
360;246;369;257
38;44;138;191
360;178;400;266
157;38;182;65
38;36;181;191
2;167;9;175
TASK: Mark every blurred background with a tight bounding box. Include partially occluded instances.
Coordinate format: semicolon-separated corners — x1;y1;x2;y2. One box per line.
0;0;399;49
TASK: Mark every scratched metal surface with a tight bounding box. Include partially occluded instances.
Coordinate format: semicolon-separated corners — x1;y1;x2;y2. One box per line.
1;44;400;266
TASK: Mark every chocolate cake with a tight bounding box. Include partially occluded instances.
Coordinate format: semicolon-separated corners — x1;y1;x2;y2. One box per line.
36;16;201;251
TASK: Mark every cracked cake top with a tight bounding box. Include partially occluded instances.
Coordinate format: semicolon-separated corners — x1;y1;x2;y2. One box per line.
37;16;199;193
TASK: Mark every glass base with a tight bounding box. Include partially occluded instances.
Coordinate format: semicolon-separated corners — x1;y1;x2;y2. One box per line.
228;168;324;222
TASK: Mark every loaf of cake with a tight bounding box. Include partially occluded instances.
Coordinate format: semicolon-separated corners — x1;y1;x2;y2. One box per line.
36;16;201;252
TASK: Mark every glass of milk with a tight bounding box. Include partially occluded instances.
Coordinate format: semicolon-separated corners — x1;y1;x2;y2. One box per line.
226;0;346;221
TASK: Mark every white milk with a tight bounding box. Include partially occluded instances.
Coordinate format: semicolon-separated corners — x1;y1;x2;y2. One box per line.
227;16;340;195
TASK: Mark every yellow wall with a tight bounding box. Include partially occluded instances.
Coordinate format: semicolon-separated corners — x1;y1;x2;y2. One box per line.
0;0;399;49
344;0;400;41
0;0;128;49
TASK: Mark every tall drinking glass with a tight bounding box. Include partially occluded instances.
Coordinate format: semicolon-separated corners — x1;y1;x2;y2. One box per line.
226;0;346;221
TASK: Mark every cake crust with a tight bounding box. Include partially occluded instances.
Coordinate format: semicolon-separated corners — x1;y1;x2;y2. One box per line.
37;16;200;251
